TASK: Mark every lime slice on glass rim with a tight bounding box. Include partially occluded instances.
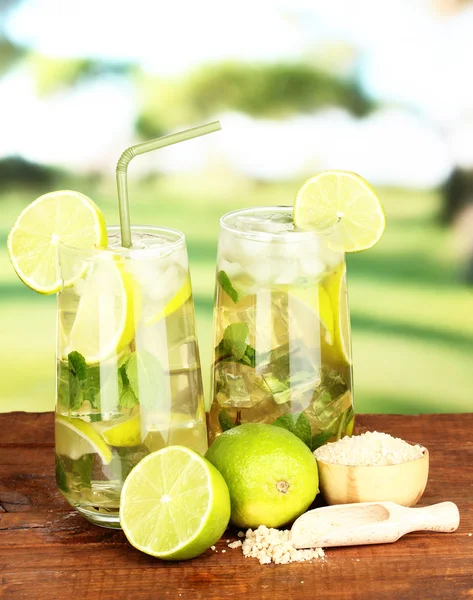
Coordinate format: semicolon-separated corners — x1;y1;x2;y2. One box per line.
294;170;385;252
55;414;113;464
7;190;108;294
120;445;231;560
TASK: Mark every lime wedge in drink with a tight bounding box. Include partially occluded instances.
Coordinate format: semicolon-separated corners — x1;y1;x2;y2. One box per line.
322;263;351;364
55;414;113;464
8;190;107;294
294;171;385;252
68;258;138;364
145;276;192;325
285;285;334;345
120;446;231;560
101;413;142;447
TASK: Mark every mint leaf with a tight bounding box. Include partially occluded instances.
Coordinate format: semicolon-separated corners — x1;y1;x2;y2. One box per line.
218;270;239;303
273;412;312;448
81;366;101;408
311;431;333;451
116;362;139;408
68;351;87;380
68;373;82;410
119;387;139;409
72;454;94;488
241;345;256;368
218;409;237;432
272;413;296;434
55;456;68;493
223;323;249;360
294;413;312;447
125;350;164;409
67;351;101;409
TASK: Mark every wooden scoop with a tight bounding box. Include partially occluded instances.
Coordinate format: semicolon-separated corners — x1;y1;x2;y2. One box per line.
291;501;460;549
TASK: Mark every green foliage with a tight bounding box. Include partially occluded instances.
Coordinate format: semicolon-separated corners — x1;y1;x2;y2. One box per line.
0;38;24;75
28;54;97;96
136;62;374;137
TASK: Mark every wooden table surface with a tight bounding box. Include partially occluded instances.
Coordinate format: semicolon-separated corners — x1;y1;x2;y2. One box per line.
1;412;472;600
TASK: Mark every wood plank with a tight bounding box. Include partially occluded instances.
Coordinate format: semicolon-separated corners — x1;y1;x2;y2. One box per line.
0;412;472;600
0;412;54;445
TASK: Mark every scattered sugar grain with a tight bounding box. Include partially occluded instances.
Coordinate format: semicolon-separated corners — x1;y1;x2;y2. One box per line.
228;540;243;549
314;431;425;466
237;531;245;538
210;545;216;551
241;525;324;565
221;549;226;553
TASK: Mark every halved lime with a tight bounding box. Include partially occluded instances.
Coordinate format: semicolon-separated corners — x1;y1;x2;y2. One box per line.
101;413;142;447
145;276;192;325
294;171;385;252
68;257;137;364
8;190;107;294
55;414;113;464
120;446;231;560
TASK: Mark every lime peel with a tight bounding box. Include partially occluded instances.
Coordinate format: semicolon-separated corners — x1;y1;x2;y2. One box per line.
55;414;113;464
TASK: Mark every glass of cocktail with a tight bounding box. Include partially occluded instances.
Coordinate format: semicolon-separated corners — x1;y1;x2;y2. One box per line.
207;206;354;447
7;122;221;529
55;225;206;528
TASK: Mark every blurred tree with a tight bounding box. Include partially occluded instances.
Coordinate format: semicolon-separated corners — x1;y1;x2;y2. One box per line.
135;62;375;138
441;167;473;223
0;37;24;75
0;156;62;189
27;54;130;95
0;0;24;75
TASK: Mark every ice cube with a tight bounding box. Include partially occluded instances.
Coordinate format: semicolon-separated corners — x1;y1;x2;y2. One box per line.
214;361;271;408
234;213;293;234
273;258;301;285
218;259;243;280
299;255;327;278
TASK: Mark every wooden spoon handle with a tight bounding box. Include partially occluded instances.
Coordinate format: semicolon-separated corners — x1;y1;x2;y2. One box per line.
400;502;460;533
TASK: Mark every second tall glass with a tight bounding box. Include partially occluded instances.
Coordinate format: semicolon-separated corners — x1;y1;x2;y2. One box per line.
55;226;206;528
208;207;354;446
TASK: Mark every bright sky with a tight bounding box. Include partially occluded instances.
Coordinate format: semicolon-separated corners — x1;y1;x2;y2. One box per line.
2;0;473;186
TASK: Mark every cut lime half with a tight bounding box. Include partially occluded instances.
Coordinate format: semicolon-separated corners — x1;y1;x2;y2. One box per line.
120;445;231;560
55;414;113;464
8;190;107;294
294;171;385;252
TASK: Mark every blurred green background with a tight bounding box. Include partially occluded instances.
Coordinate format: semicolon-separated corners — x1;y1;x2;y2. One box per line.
1;0;472;413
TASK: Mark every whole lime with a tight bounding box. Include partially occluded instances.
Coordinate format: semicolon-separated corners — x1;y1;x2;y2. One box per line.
205;423;319;528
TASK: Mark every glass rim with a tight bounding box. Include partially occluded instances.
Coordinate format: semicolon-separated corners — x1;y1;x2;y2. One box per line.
220;206;329;242
59;225;186;258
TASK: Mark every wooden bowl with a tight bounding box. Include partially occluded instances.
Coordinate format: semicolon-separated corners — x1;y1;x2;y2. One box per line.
316;445;429;507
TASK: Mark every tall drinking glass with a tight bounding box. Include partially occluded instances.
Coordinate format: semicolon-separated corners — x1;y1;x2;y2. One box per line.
55;226;206;528
208;207;354;447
